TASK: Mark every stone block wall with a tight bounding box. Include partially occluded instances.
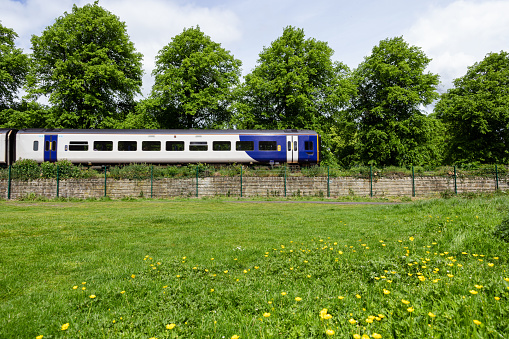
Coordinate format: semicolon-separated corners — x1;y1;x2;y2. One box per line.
1;175;507;200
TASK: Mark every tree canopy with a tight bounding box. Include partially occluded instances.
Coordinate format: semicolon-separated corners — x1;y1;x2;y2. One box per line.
27;1;143;129
351;36;442;166
0;23;29;111
144;26;241;129
234;26;352;131
435;51;509;164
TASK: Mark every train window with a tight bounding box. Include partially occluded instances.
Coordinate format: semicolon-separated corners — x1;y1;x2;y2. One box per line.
294;141;298;151
94;141;113;151
305;141;313;151
166;141;184;151
142;141;161;151
68;141;89;151
259;141;277;151
287;141;291;151
33;141;39;151
236;141;254;151
118;141;137;151
213;141;231;151
189;141;208;151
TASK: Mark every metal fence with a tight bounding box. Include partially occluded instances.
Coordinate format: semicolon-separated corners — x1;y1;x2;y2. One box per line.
1;164;508;200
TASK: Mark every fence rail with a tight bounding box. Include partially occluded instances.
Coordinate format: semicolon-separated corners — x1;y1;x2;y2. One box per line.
1;165;508;200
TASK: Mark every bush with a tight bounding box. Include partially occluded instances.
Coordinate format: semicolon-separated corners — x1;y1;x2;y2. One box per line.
12;159;40;180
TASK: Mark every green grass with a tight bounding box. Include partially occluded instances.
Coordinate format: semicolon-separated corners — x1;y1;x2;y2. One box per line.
0;197;508;338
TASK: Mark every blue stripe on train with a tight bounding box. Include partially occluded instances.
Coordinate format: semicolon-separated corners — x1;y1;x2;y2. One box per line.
239;135;286;163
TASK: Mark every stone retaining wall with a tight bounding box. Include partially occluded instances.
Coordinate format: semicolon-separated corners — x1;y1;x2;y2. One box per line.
1;175;507;199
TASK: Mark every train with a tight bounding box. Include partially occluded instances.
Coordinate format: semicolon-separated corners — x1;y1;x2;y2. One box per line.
0;129;320;166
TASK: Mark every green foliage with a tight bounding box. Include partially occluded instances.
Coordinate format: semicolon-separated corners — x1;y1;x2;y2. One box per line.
234;26;353;131
435;51;509;164
351;37;442;167
145;26;241;129
11;158;40;180
0;23;29;110
27;2;143;129
0;101;52;128
494;215;509;242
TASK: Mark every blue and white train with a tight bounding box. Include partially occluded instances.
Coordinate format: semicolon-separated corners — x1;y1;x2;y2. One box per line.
1;129;320;166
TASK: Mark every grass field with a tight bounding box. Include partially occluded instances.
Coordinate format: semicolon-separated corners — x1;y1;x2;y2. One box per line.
0;196;508;338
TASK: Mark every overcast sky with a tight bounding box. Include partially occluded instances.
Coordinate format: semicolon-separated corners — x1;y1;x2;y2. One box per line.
1;0;508;98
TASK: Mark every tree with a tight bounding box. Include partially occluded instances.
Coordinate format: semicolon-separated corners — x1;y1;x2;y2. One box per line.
234;26;352;131
435;51;509;164
351;36;441;166
146;26;241;129
0;22;29;111
27;1;143;129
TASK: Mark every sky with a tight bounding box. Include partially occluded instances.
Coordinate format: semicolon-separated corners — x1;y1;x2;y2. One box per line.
1;0;509;99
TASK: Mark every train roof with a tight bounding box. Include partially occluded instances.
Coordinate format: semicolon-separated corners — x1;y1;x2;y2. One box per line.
16;129;319;135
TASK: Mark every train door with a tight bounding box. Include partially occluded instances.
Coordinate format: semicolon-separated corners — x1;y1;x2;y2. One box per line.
286;135;299;163
44;135;58;162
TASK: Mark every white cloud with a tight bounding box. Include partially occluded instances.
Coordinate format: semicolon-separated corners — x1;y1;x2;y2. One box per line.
405;0;509;89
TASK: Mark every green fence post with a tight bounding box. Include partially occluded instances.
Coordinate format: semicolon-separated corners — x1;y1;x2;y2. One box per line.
284;165;287;197
56;165;60;198
454;165;457;194
369;165;373;197
151;165;154;198
7;164;11;200
327;166;330;198
412;166;415;198
104;165;107;197
495;164;499;191
240;166;243;198
196;166;199;197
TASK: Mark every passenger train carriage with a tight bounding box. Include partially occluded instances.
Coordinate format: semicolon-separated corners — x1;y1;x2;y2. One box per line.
1;129;320;165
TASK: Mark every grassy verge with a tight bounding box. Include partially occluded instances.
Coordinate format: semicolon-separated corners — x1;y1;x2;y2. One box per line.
0;197;508;338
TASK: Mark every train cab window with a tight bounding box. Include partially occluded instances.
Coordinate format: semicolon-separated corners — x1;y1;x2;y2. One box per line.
166;141;184;151
68;141;88;151
33;141;39;151
142;141;161;151
213;141;231;151
304;141;313;150
94;141;113;151
236;141;254;151
118;141;137;151
189;141;208;151
259;141;277;151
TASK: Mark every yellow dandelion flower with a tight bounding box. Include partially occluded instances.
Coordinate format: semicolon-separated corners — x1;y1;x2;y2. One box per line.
447;274;454;278
428;312;436;318
505;278;509;282
81;282;86;285
372;333;382;339
348;318;357;324
353;335;361;339
131;274;135;279
338;296;344;299
366;318;373;323
36;336;43;339
224;270;228;274
473;320;482;325
355;294;361;299
383;289;390;295
61;323;69;331
469;290;478;295
326;329;335;335
72;286;78;290
362;334;370;339
281;292;287;296
323;314;332;320
401;299;410;305
488;263;494;267
494;296;500;300
475;284;483;289
82;287;86;290
231;335;240;339
409;236;414;241
407;307;414;313
295;297;302;301
89;295;96;299
210;289;214;292
166;323;176;330
263;312;271;318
